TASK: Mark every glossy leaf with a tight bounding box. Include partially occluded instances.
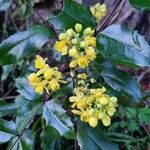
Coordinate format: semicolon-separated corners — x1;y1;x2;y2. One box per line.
0;0;12;12
49;0;96;30
43;100;75;139
0;100;18;117
15;95;42;129
101;66;142;102
0;119;18;144
0;25;54;65
40;126;60;150
97;24;150;68
77;123;118;150
129;0;150;11
7;130;34;150
15;78;37;100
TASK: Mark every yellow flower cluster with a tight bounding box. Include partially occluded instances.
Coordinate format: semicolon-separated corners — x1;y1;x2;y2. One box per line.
90;3;107;22
28;55;66;95
69;74;118;127
54;23;97;69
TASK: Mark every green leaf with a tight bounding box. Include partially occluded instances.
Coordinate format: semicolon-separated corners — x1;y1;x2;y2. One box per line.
100;65;142;102
0;25;54;65
15;78;37;100
77;123;118;150
1;65;13;81
7;130;34;150
97;24;150;68
0;119;18;144
0;100;18;117
138;107;150;125
129;0;150;11
43;100;75;139
49;0;96;30
40;126;60;150
0;0;12;12
15;95;42;129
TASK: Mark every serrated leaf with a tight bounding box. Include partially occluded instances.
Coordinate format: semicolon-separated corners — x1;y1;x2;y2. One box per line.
101;66;142;102
49;0;96;30
0;0;12;12
43;100;75;139
97;24;150;68
77;123;119;150
7;130;34;150
0;119;18;144
0;25;54;65
129;0;150;11
0;100;18;117
15;95;42;129
15;78;37;100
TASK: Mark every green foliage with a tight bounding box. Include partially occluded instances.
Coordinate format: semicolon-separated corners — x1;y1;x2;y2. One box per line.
97;24;150;68
77;123;119;150
49;0;96;29
43;100;75;139
0;0;149;149
15;78;38;100
0;119;18;144
0;100;18;117
129;0;150;11
0;25;54;66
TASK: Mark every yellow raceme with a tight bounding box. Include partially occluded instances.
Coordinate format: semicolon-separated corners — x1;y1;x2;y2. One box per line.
54;23;97;69
28;55;66;95
69;83;118;128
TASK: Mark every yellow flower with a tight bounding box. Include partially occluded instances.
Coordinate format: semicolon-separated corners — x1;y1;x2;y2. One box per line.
89;116;98;127
99;96;109;105
90;3;107;22
54;40;68;55
69;47;79;58
44;69;54;80
69;85;118;128
69;60;78;68
102;115;111;126
28;56;66;95
85;47;96;60
28;73;38;82
81;111;89;122
35;55;46;69
48;79;60;91
35;84;44;95
78;57;89;68
77;73;87;79
84;36;96;47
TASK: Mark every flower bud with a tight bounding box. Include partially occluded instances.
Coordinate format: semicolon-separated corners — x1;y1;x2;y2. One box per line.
59;33;68;40
88;108;95;116
83;27;94;35
72;38;78;44
66;28;74;37
75;23;82;32
80;41;87;48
